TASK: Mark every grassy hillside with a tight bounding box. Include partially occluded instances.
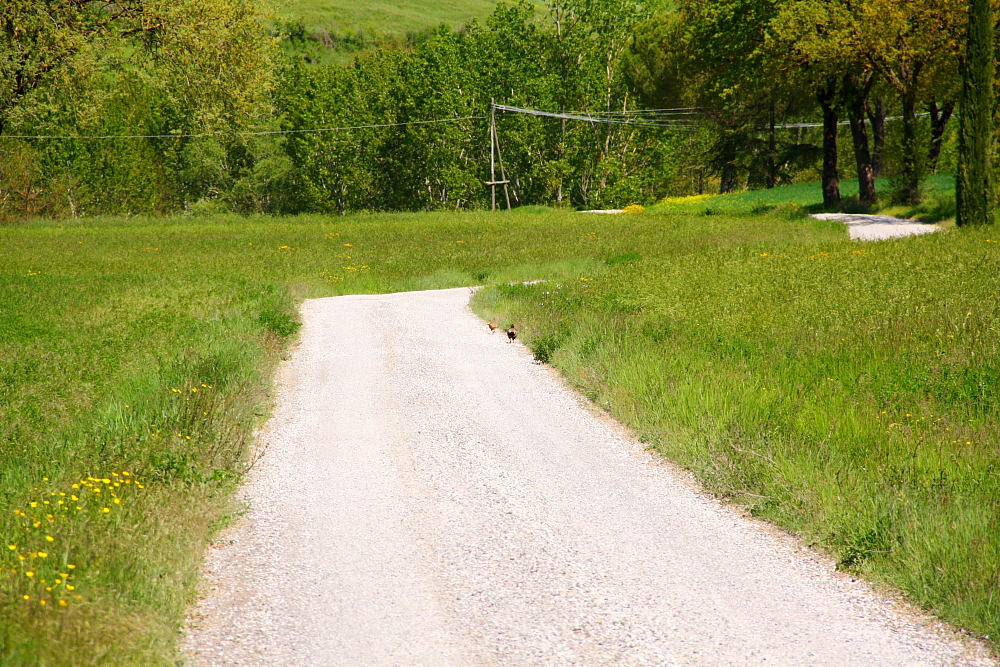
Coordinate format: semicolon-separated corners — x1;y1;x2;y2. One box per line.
2;206;997;662
279;0;499;36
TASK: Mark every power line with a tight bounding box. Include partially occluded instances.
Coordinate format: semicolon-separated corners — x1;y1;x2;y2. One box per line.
774;112;932;130
493;104;699;129
0;115;486;141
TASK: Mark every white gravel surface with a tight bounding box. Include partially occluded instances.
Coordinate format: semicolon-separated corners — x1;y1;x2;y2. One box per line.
184;287;993;667
811;213;941;240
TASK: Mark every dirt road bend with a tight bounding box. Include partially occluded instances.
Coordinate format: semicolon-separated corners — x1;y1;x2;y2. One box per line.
185;288;991;667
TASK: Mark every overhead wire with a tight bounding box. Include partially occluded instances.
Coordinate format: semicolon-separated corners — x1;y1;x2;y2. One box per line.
0;104;932;141
492;104;700;129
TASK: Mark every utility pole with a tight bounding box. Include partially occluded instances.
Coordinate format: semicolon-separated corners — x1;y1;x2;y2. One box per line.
485;100;511;211
490;101;496;211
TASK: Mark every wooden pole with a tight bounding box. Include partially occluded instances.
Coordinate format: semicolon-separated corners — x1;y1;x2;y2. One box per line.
495;121;512;211
490;100;497;211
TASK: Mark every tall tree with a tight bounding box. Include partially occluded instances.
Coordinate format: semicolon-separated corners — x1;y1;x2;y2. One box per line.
957;0;994;226
852;0;964;204
670;0;784;193
768;0;854;207
842;73;876;207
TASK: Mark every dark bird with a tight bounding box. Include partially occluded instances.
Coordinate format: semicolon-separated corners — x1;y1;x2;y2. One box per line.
507;324;517;342
488;318;498;334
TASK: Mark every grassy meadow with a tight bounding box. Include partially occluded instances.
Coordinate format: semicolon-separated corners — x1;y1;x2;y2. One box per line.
654;173;958;221
1;197;998;662
474;210;1000;648
280;0;498;37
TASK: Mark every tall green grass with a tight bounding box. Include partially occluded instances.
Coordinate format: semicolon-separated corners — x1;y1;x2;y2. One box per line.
474;213;1000;647
6;208;828;664
4;207;998;662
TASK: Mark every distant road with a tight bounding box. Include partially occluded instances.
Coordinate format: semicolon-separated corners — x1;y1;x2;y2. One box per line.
812;212;941;241
185;287;991;667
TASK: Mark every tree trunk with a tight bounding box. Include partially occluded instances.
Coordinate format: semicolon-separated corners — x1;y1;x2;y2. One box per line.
928;99;955;174
844;76;876;208
899;73;923;205
719;138;738;193
866;98;886;177
958;0;994;226
818;83;841;208
767;102;776;189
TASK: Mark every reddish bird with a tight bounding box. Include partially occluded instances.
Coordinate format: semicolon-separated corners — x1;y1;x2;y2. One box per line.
488;318;498;334
507;324;517;342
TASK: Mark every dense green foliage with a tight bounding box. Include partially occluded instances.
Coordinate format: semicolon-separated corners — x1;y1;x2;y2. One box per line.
1;0;987;220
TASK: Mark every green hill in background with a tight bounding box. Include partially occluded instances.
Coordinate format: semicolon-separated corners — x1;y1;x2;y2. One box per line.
280;0;500;37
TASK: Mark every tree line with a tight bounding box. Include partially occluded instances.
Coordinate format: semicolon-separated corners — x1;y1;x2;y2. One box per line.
0;0;995;221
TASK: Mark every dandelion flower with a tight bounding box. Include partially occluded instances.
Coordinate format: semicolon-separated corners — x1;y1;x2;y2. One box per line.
23;596;30;601
45;536;54;542
101;507;110;513
66;585;75;591
7;545;16;551
38;552;47;558
59;600;68;607
26;572;34;577
67;564;75;570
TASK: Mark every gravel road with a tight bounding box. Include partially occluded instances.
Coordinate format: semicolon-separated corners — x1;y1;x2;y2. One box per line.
184;288;992;667
811;213;941;240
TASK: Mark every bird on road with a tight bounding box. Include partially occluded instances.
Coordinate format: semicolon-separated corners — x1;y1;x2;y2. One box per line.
507;324;517;342
488;318;498;334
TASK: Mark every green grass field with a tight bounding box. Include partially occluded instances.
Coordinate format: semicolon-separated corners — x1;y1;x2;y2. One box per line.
279;0;499;36
1;205;998;663
654;173;957;221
